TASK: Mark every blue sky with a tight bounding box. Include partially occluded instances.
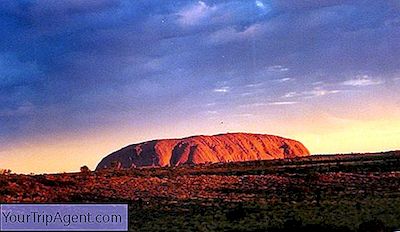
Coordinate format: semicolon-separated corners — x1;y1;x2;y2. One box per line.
1;0;400;173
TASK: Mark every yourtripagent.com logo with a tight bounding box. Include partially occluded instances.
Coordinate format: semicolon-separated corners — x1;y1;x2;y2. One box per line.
0;204;128;231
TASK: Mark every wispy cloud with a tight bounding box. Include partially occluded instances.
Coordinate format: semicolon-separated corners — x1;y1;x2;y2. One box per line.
239;101;298;108
205;102;217;107
283;92;298;98
341;75;382;86
213;86;230;93
304;88;341;97
205;110;218;115
0;102;34;117
273;77;294;83
239;102;268;108
177;1;216;26
283;87;341;98
268;101;298;105
254;0;272;16
240;92;259;97
240;92;252;96
245;82;264;88
312;81;325;86
255;1;266;9
234;113;254;118
208;24;264;44
267;65;289;72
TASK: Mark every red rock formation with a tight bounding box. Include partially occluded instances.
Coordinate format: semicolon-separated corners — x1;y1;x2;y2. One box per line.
96;133;310;170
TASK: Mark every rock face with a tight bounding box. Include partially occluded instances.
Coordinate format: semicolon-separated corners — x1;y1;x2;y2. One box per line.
96;133;310;170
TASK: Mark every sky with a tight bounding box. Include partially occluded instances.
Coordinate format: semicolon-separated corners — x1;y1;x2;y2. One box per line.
1;0;400;174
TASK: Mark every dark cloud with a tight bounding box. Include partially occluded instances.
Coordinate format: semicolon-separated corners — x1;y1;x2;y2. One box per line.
0;0;399;144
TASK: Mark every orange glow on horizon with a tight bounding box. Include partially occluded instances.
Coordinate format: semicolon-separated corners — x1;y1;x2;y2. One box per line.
1;115;399;174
